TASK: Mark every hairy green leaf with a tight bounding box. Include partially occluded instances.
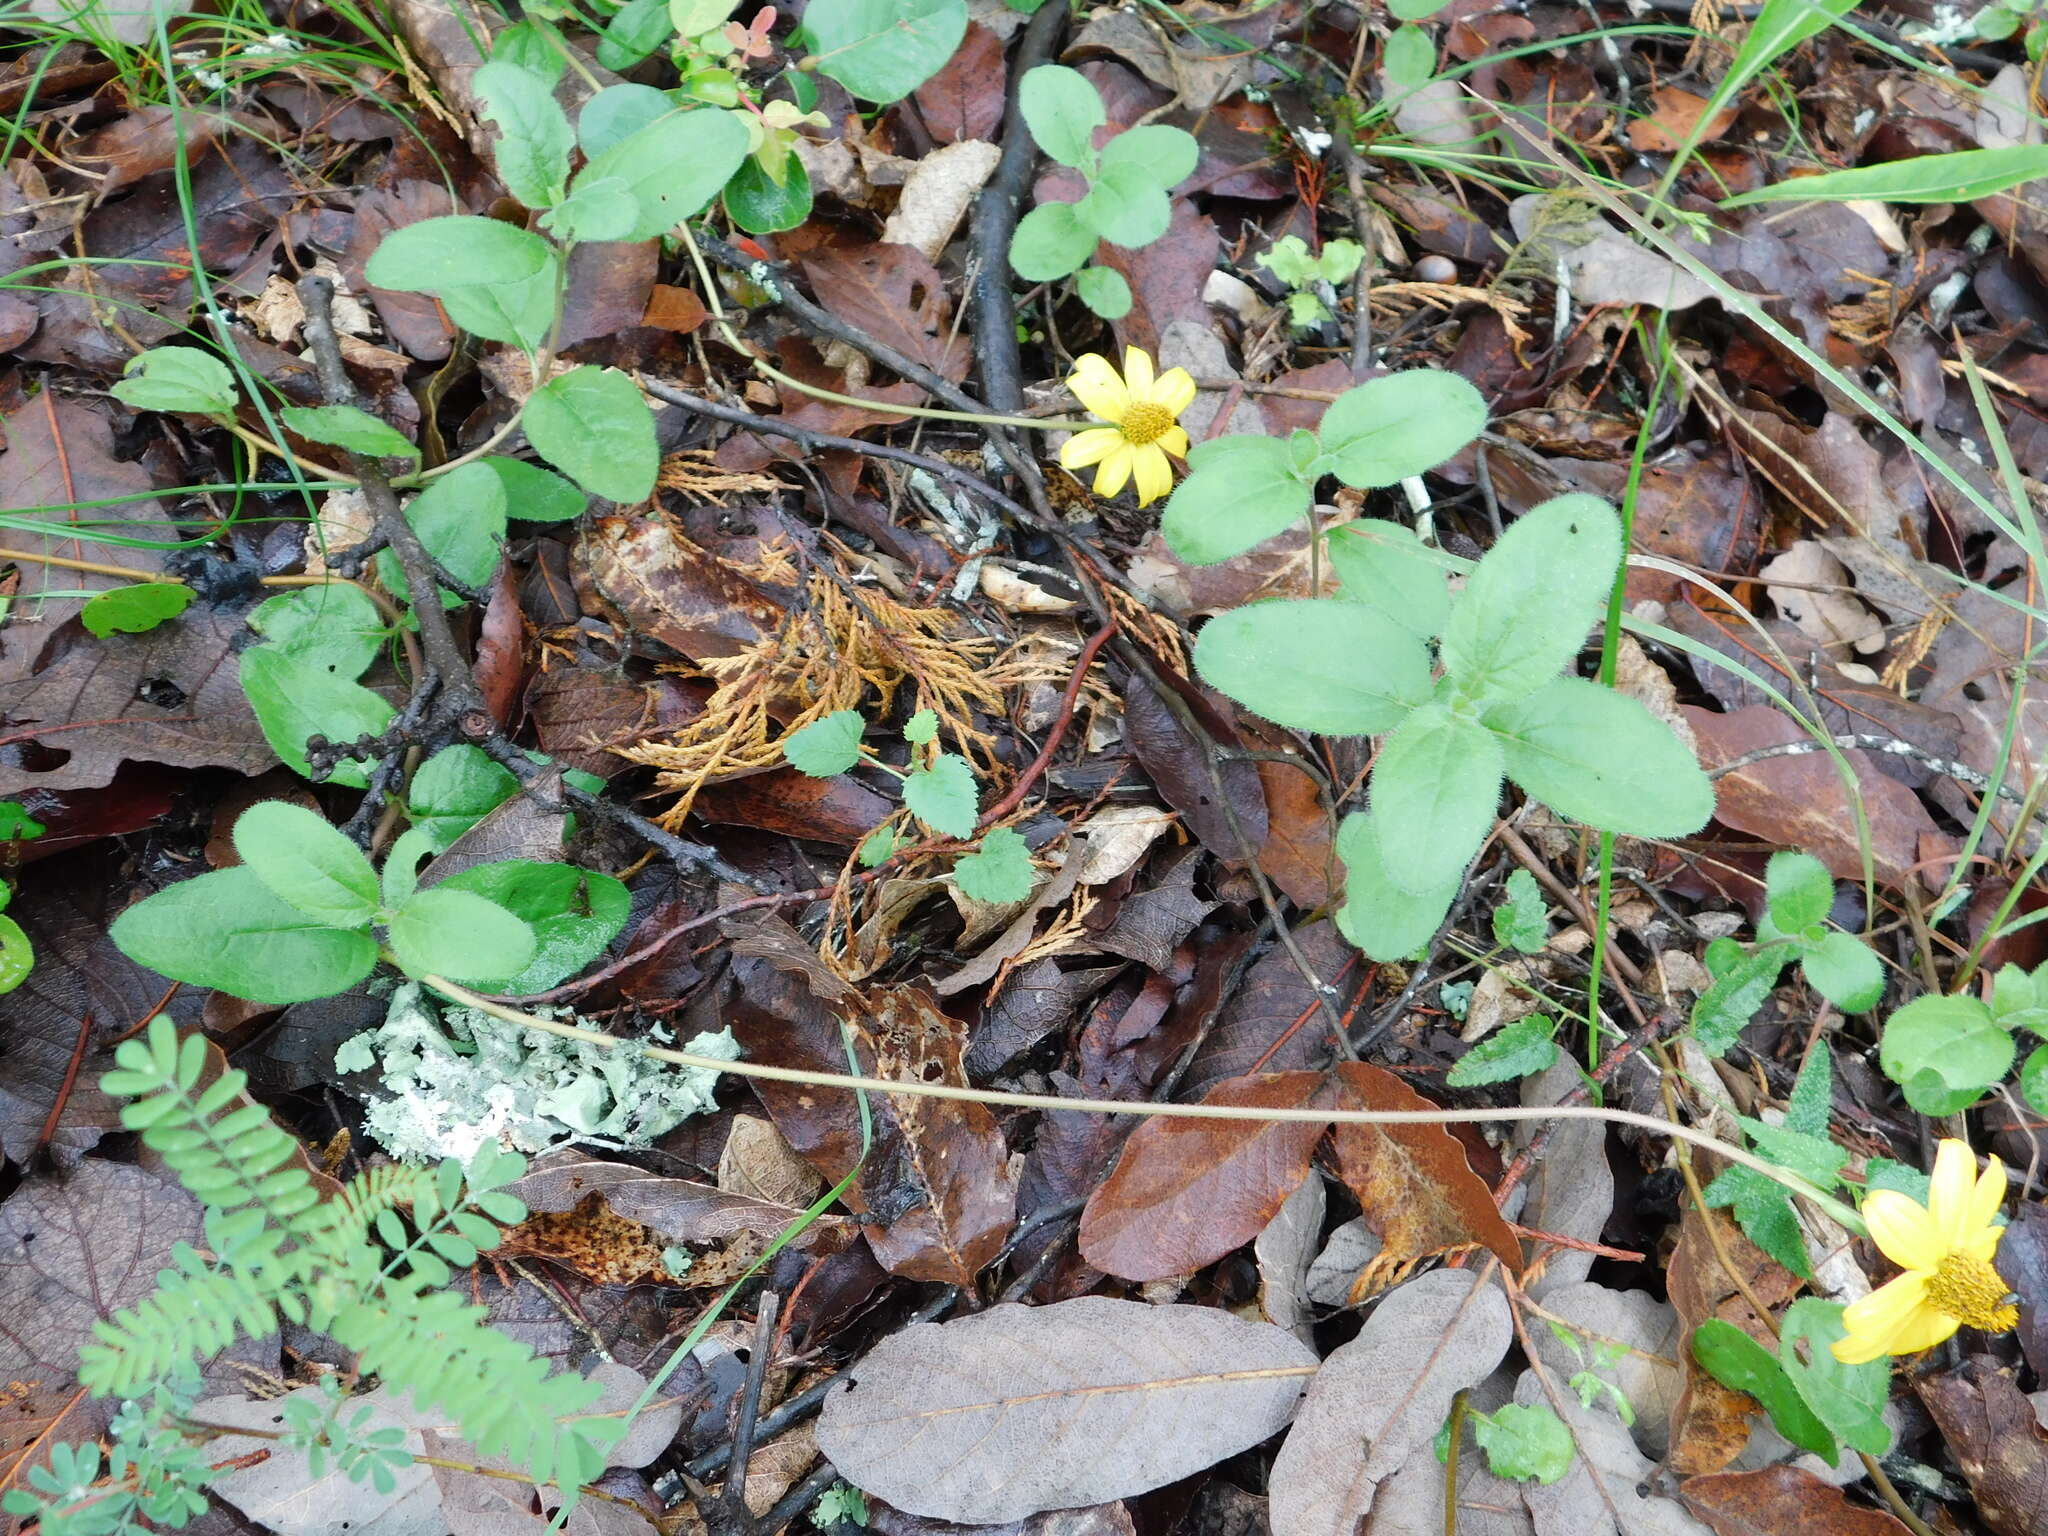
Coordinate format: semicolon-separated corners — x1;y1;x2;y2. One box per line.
1442;496;1621;705
1879;994;2014;1115
522;366;659;503
1019;64;1103;168
1368;702;1502;895
232;801;380;927
112;868;380;1004
1194;599;1432;736
1316;371;1487;489
1486;677;1715;837
1160;436;1311;565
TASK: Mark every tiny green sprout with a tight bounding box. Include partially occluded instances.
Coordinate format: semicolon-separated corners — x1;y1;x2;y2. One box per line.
903;708;940;745
815;1482;870;1528
0;803;46;841
1255;235;1365;329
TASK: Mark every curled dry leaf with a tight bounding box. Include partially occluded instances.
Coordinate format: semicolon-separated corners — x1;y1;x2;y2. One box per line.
816;1296;1317;1523
1326;1061;1524;1292
1916;1357;2048;1536
1679;1465;1913;1536
1077;1070;1330;1283
1268;1269;1514;1536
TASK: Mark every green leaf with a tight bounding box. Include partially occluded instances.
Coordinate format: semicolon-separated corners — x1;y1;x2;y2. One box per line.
80;582;193;638
1442;496;1622;705
364;215;553;291
405;460;509;588
905;752;978;838
784;710;865;776
597;0;671;70
246;582;386;679
1689;942;1793;1056
952;826;1035;903
1990;961;2048;1035
232;800;380;927
1724;144;2048;208
903;709;938;744
1019;64;1103;169
1446;1014;1558;1087
437;860;631;993
1865;1158;1931;1204
858;825;902;866
0;804;46;841
474;59;574;208
1316;371;1486;490
0;914;31;996
1327;521;1450;639
522;366;659;503
111;867;380;1004
672;0;740;38
388;887;537;986
406;745;520;850
1779;1299;1892;1459
1722;0;1856;103
543;174;641;241
481;456;586;522
1193;599;1433;736
1799;930;1884;1012
578;82;675;156
1383;24;1438;91
1879;994;2014;1115
575;108;750;240
1075;265;1132;319
805;0;967;101
1764;849;1834;934
239;646;396;790
1160;435;1312;565
1078;167;1170;249
1335;810;1456;961
280;404;419;460
1487;677;1715;837
1010;201;1097;281
1470;1404;1574;1484
1703;1163;1810;1279
724;152;814;234
1389;0;1446;20
2024;1045;2048;1116
1741;1117;1847;1190
112;347;237;416
1100;123;1199;189
436;251;560;352
491;19;569;80
1492;867;1548;953
1690;1319;1837;1462
1368;701;1502;895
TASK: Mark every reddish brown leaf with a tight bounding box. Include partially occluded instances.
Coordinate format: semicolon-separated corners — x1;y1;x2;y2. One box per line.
1916;1358;2048;1536
1683;704;1949;891
642;283;709;333
1324;1062;1522;1292
1252;749;1333;909
1679;1467;1911;1535
1626;86;1739;153
912;22;1007;144
574;514;784;663
1666;1194;1801;1476
473;559;526;728
691;766;892;843
800;243;970;386
1078;1071;1329;1283
344;178;458;361
560;237;658;348
1122;672;1266;867
525;668;706;778
1181;922;1355;1100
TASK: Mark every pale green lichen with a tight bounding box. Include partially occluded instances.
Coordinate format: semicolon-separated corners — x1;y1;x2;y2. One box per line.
337;983;740;1164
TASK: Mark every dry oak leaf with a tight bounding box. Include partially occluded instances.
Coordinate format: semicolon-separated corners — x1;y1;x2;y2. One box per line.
1078;1070;1331;1283
1916;1357;2048;1536
1268;1268;1513;1536
816;1296;1317;1523
1326;1061;1524;1292
1679;1465;1912;1536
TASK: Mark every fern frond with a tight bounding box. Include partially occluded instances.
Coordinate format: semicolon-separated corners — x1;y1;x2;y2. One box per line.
77;1249;279;1397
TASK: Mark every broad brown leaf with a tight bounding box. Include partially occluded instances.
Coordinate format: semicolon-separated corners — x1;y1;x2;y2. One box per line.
1078;1071;1328;1283
817;1297;1317;1523
1917;1358;2048;1536
800;243;969;385
1122;672;1266;868
1666;1196;1800;1475
1324;1061;1522;1292
574;514;784;663
1679;1467;1911;1535
1180;922;1354;1099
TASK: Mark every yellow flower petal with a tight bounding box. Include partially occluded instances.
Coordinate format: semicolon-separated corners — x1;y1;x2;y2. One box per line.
1122;346;1155;398
1068;355;1129;421
1093;442;1135;499
1131;443;1173;506
1966;1222;2003;1264
1060;426;1126;470
1861;1188;1944;1273
1152;366;1197;416
1155;424;1190;460
1835;1271;1934;1362
1968;1153;2008;1234
1886;1305;1961;1356
1929;1139;1978;1251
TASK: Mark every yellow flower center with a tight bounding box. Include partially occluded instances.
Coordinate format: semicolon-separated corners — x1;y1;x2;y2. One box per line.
1120;401;1174;446
1926;1251;2019;1333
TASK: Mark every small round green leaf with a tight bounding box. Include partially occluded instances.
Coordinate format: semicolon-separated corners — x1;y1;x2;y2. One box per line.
1764;849;1835;935
1075;265;1132;319
246;582;386;680
1019;64;1104;168
238;646;396;790
784;710;865;776
482;457;587;523
1799;930;1884;1013
1011;201;1098;281
523;366;659;504
1078;168;1170;249
724;153;814;234
1879;994;2014;1115
952;826;1035;903
1471;1404;1574;1484
1161;436;1311;566
580;104;749;237
0;915;31;996
80;582;193;638
388;887;537;984
232;800;380;927
1099;124;1199;190
1383;23;1437;89
1194;599;1433;737
904;753;978;839
405;460;510;588
364;215;554;291
112;347;239;416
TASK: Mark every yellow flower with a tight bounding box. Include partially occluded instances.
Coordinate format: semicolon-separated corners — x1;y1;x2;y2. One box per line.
1832;1139;2017;1364
1058;347;1195;507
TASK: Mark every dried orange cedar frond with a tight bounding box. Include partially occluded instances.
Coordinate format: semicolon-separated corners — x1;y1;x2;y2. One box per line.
615;569;1002;827
656;448;784;505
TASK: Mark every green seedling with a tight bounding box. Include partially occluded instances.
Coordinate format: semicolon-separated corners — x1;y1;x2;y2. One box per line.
1256;235;1366;329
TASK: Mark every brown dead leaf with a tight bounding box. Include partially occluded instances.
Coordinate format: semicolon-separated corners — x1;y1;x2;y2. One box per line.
913;22;1008;143
1077;1071;1329;1282
574;514;784;663
1627;87;1739;153
800;244;970;386
691;767;891;844
1181;922;1355;1099
1679;1466;1911;1535
525;667;706;778
1123;671;1267;867
1683;704;1950;891
718;1113;827;1209
642;283;709;333
1666;1196;1801;1476
1324;1062;1523;1293
1251;745;1334;909
1916;1357;2048;1536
